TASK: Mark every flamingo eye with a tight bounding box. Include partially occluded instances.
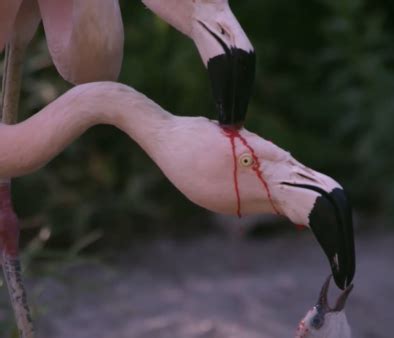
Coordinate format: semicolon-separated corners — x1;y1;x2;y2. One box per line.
311;315;324;329
239;153;254;167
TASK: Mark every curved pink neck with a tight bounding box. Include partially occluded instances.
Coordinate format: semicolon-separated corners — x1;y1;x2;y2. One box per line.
0;82;172;178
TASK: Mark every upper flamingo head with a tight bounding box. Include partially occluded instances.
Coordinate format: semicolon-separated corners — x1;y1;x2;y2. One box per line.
142;0;255;126
142;0;253;59
151;115;355;289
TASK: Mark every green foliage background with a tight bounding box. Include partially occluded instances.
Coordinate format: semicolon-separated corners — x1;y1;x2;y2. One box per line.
4;0;394;252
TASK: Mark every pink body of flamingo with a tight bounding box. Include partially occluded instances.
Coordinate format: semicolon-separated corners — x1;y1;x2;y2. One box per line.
0;81;355;289
0;2;355;336
1;0;255;124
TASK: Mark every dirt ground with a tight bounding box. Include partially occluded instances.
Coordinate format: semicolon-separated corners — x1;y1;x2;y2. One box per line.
1;230;393;338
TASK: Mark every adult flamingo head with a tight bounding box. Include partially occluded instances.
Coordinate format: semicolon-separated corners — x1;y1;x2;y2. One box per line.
142;0;256;126
158;117;355;289
0;82;355;289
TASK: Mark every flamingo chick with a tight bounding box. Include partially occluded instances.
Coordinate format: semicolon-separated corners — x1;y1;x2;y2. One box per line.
296;276;353;338
0;82;355;289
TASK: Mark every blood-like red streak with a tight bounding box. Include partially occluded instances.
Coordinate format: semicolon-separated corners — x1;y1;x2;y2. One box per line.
295;224;306;231
222;127;281;217
236;133;281;215
223;128;242;218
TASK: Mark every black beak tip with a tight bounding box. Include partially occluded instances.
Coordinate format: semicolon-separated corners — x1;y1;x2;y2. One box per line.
207;48;256;126
309;187;356;290
331;263;352;290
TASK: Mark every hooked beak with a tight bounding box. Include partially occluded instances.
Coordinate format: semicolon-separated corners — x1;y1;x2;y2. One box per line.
281;183;355;289
142;0;255;125
316;275;354;313
195;21;256;126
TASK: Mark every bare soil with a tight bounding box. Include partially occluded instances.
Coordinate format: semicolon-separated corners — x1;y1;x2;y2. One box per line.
1;231;393;338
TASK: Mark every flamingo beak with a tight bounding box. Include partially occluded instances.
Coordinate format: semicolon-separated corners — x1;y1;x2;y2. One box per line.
197;21;256;126
309;188;355;290
206;46;256;126
281;183;356;290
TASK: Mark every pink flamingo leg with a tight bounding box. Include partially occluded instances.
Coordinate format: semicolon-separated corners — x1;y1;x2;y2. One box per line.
1;2;40;336
0;181;19;256
0;180;34;338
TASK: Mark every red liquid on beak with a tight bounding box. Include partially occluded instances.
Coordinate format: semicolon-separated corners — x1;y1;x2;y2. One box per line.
295;224;306;231
222;127;280;218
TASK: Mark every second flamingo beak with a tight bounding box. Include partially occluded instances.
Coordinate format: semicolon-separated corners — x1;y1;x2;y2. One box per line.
207;45;256;126
196;20;256;126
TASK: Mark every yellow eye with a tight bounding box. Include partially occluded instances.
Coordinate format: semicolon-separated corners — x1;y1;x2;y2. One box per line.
239;153;254;167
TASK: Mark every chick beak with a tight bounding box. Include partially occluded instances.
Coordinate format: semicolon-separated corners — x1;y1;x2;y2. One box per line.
316;275;332;313
333;282;354;311
317;275;354;312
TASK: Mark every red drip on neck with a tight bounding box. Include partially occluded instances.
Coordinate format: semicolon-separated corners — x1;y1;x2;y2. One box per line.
223;128;242;218
235;133;281;215
221;126;281;217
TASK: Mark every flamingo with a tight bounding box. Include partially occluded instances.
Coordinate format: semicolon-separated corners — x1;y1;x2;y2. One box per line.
0;82;355;291
296;275;353;338
142;0;256;125
0;2;42;337
1;2;355;336
1;0;255;124
1;1;255;335
0;0;123;84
